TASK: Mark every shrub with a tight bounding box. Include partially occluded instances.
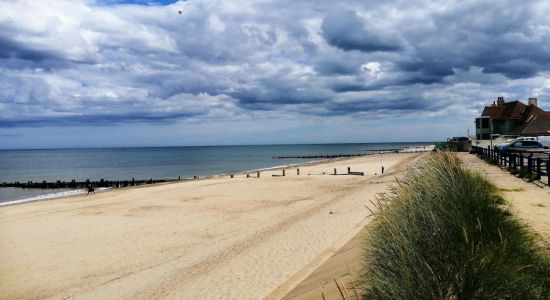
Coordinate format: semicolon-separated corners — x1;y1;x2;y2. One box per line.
361;152;549;299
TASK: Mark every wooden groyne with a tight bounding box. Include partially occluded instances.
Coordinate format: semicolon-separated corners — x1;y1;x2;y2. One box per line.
362;148;402;152
273;146;433;159
1;178;184;189
273;154;366;159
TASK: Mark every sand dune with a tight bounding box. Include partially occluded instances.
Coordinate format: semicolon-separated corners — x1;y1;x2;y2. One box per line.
0;153;422;299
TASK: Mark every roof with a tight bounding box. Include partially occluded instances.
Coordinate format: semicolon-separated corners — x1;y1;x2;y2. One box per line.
480;99;550;135
482;101;526;120
482;100;550;121
510;114;550;135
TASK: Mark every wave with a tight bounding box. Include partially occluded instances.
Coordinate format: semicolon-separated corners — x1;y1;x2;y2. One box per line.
0;187;111;207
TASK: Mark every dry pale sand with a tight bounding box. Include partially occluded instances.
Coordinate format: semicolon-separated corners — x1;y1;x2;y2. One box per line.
0;152;422;300
282;153;550;300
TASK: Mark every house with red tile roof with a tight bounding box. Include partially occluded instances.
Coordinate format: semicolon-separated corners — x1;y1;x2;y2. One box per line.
475;96;550;141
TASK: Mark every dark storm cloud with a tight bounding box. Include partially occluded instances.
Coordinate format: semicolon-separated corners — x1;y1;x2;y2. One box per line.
393;0;550;83
2;0;550;128
321;9;403;52
0;111;201;128
325;97;437;116
0;36;59;62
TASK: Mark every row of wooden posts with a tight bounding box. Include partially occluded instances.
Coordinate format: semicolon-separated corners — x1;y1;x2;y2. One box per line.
472;146;550;185
2;166;368;190
0;177;185;189
231;167;365;178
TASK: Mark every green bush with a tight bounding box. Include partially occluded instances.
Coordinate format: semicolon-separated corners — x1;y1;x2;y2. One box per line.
361;152;549;299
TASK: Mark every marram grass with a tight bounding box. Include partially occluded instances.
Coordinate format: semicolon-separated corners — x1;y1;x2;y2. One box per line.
361;152;549;299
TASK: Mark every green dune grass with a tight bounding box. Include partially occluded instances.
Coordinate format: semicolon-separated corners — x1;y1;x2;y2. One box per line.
361;152;549;299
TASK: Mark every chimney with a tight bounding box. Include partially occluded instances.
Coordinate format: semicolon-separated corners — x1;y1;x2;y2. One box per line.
528;97;538;107
497;96;505;106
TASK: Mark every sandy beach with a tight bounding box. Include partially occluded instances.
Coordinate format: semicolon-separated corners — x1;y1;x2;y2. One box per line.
283;153;550;299
0;152;422;299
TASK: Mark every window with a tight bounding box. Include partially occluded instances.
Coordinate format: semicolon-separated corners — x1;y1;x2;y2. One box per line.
476;119;481;129
481;118;489;129
523;141;538;146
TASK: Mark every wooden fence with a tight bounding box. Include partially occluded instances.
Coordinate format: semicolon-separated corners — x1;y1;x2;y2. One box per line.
472;146;550;185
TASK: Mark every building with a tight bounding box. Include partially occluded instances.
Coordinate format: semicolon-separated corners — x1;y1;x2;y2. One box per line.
475;96;550;142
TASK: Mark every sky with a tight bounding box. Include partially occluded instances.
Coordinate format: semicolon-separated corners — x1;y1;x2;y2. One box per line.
1;0;550;149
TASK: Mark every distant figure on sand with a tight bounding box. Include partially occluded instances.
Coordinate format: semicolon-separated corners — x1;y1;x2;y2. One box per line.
87;186;95;194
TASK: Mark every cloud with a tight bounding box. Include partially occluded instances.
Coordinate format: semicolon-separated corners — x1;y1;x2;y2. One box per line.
321;9;403;52
1;0;550;130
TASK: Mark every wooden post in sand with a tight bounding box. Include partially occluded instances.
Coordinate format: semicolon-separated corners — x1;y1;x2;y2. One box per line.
257;171;260;178
282;169;286;176
347;167;351;174
297;168;300;175
193;176;198;179
247;174;250;178
333;168;337;175
230;174;234;178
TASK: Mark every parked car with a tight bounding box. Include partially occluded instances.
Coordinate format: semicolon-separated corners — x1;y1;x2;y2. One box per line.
498;136;537;148
498;140;544;151
538;136;550;148
497;136;550;149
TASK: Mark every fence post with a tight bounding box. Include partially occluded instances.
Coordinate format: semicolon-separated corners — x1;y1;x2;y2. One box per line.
520;154;524;169
536;157;541;180
527;155;532;173
504;153;510;168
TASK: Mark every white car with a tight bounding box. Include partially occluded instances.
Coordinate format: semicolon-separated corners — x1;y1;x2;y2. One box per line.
538;136;550;148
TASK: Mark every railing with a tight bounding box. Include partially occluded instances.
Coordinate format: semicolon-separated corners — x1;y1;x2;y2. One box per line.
472;146;550;185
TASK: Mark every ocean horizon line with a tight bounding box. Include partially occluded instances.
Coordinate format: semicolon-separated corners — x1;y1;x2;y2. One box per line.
0;141;439;151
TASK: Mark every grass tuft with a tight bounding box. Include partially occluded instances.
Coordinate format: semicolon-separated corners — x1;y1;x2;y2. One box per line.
361;152;550;299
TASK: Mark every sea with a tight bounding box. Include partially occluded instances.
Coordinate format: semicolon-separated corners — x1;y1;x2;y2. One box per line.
0;143;433;206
